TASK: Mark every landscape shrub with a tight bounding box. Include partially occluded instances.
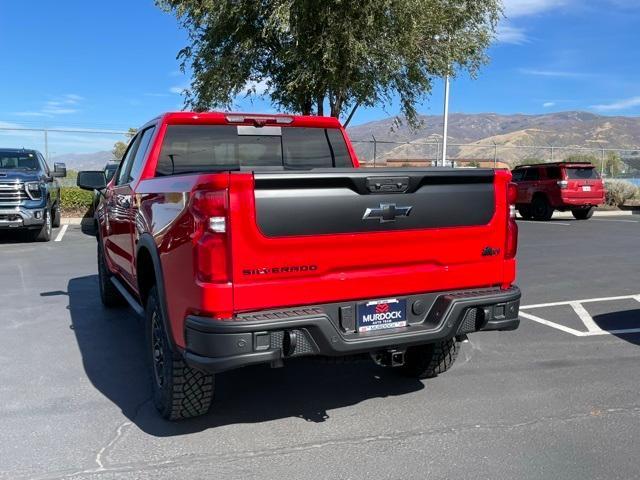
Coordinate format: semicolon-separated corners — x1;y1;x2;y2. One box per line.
60;187;94;215
604;179;637;207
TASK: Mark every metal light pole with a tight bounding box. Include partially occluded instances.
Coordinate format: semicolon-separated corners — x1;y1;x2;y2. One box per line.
441;74;450;167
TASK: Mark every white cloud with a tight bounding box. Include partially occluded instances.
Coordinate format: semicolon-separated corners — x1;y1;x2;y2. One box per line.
497;25;528;44
519;68;590;78
503;0;569;18
64;94;84;103
543;101;556;107
169;85;188;95
42;107;78;115
498;1;570;45
13;95;84;117
591;96;640;111
13;111;53;118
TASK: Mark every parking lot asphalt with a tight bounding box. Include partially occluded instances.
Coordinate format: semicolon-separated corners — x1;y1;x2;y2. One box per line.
1;218;640;480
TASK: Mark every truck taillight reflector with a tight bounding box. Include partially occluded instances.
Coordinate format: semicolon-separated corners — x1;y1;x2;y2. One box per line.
506;182;518;260
191;189;230;283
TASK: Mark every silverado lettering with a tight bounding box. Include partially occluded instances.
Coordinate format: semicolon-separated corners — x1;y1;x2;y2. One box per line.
243;265;319;276
78;111;521;421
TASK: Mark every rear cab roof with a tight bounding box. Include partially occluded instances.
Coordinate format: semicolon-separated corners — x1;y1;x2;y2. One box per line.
514;162;596;170
158;111;343;128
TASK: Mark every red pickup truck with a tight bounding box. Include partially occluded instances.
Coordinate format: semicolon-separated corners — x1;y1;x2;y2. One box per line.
512;162;605;220
78;112;520;420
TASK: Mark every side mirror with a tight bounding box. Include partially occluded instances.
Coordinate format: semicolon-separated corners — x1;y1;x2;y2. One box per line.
52;162;67;178
77;171;107;191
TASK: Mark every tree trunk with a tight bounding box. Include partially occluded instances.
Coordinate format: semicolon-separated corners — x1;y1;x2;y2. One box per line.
301;98;312;116
316;95;324;116
330;93;343;118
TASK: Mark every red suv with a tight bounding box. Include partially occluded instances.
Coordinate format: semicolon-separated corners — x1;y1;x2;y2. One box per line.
512;162;605;221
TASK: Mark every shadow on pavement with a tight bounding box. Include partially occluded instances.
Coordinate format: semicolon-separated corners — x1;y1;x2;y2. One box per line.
0;230;34;244
53;274;425;436
592;310;640;346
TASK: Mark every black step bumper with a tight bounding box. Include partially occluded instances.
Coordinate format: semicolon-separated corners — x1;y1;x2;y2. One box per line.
184;286;521;374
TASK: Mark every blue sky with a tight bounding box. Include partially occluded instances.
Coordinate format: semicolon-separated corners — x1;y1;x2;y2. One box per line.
1;0;639;153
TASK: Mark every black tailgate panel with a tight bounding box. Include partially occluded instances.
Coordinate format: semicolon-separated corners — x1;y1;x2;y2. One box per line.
253;169;496;237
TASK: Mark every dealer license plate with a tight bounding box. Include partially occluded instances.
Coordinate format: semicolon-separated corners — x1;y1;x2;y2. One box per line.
357;298;407;332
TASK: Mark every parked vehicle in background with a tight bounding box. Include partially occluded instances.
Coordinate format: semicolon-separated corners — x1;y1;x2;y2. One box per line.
104;162;119;182
91;162;119;214
77;112;521;420
512;162;605;221
0;148;66;241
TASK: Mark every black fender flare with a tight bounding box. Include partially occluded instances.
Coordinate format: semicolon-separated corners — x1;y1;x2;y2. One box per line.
136;233;179;348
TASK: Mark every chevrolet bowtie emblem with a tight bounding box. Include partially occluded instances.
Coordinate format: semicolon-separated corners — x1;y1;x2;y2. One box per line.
362;203;412;223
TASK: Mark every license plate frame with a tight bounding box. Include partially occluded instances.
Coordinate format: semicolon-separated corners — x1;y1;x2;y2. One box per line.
357;298;407;333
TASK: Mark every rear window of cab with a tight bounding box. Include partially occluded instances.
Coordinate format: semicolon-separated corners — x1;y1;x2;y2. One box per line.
156;125;352;175
565;167;599;180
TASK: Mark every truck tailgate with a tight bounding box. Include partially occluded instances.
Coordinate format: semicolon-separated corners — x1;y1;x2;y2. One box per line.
229;168;511;312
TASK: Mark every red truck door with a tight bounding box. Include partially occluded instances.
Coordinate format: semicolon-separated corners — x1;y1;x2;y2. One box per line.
103;127;155;287
514;167;539;203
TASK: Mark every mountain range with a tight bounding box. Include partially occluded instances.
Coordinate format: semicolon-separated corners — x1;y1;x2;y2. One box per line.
347;111;640;165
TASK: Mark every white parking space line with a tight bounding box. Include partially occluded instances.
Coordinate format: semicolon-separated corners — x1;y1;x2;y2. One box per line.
517;221;571;226
520;293;640;337
592;219;639;223
519;311;589;336
521;294;640;310
569;301;602;333
54;224;69;242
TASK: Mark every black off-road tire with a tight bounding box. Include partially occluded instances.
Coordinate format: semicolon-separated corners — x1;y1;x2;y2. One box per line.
146;286;214;420
30;209;52;242
517;205;533;220
572;206;595;220
400;338;460;379
97;241;126;308
52;203;61;228
532;195;553;221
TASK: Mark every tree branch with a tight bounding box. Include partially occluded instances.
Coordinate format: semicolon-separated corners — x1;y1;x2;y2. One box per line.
342;103;359;127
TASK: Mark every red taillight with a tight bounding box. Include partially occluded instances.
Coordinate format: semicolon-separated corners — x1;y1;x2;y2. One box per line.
191;189;230;283
505;182;518;260
507;182;518;205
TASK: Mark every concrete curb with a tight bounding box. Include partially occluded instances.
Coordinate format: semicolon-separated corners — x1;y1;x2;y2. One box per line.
61;217;85;225
553;210;637;219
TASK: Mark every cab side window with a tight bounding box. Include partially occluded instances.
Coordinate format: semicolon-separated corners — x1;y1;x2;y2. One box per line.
38;153;50;175
512;169;524;181
116;135;142;186
523;168;539;181
546;167;561;180
126;127;155;184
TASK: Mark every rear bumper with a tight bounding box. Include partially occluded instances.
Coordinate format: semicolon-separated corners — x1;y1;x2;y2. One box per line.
0;206;45;229
558;195;604;208
183;286;521;374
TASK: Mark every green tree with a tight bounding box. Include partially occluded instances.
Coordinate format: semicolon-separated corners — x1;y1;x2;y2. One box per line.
563;154;598;165
157;0;501;126
111;128;137;160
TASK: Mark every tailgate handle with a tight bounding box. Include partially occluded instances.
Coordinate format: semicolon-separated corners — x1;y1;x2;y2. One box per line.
366;176;410;194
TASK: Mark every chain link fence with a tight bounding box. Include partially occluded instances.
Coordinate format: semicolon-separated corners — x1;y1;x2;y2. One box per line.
2;125;640;184
351;139;640;181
